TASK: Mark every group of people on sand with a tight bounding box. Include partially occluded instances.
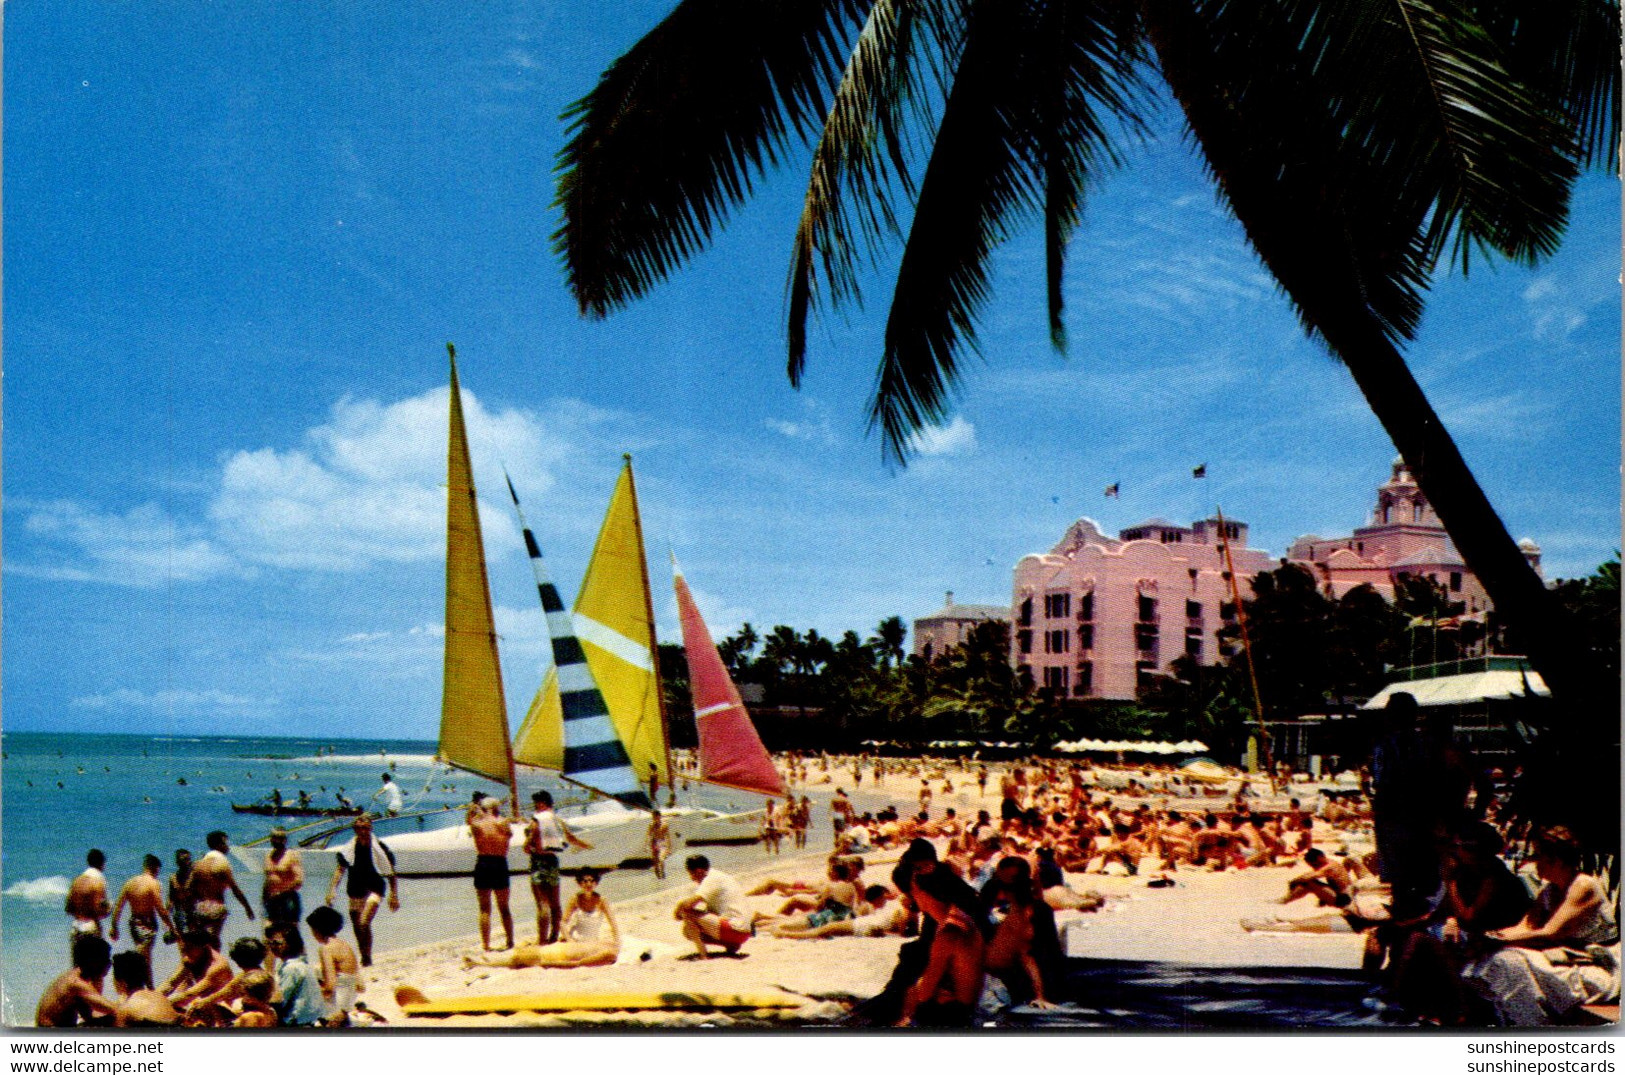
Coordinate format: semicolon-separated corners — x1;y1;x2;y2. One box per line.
1241;693;1620;1026
759;796;812;854
40;822;393;1028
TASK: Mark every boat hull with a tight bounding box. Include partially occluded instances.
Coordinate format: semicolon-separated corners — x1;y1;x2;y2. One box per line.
238;802;711;878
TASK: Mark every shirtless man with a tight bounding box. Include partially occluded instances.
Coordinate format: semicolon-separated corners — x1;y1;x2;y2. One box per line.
65;850;113;951
192;831;255;947
469;797;516;951
109;855;175;987
36;935;118;1027
110;951;179;1027
166;849;196;941
1281;848;1353;907
647;809;671;880
262;827;304;927
163;931;234;1018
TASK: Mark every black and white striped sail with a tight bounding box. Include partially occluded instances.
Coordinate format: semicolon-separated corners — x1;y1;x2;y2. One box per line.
506;475;650;808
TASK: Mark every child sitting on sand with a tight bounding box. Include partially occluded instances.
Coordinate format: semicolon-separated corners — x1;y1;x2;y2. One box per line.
232;970;279;1028
306;905;362;1025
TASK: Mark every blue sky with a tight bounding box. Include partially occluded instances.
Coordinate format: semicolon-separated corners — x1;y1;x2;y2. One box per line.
5;1;1618;738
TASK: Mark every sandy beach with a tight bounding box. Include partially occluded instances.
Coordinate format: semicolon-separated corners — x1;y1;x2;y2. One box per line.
350;761;1369;1029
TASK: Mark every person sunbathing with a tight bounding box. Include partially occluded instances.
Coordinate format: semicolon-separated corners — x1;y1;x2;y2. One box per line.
777;886;909;940
753;861;859;932
1033;847;1103;912
463;870;621;970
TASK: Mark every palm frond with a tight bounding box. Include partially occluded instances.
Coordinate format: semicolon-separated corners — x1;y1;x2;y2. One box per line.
871;0;1144;463
1469;0;1621;173
554;0;868;317
788;0;946;383
1141;0;1577;348
1033;0;1148;354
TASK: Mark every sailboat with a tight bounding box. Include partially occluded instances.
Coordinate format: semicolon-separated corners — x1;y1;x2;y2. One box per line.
670;559;789;845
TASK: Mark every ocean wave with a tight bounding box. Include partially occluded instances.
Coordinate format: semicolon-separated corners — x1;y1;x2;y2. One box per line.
298;754;440;766
4;876;71;902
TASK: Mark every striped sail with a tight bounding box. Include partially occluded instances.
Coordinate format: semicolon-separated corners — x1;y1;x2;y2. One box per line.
514;458;671;793
437;347;517;794
506;476;648;806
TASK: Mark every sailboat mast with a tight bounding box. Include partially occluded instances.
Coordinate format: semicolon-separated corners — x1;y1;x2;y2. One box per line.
1214;505;1276;792
621;454;675;795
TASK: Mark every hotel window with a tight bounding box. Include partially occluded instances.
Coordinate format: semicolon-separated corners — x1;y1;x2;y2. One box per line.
1135;624;1158;653
1044;592;1072;619
1450;571;1462;592
1188;568;1199;589
1043;665;1070;693
1077;592;1094;621
1018;597;1033;627
1045;629;1071;654
1186;600;1202;620
1074;662;1093;696
1076;624;1094;651
1017;629;1033;655
1185;632;1203;659
1138;594;1157;622
1220;601;1236;621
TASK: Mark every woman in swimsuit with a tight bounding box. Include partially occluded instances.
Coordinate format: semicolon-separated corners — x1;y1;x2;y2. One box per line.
463;871;621;970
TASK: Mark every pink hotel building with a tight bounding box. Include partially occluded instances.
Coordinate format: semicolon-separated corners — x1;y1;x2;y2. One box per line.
1005;460;1542;702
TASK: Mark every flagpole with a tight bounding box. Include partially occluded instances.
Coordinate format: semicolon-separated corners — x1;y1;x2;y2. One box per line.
1214;506;1277;792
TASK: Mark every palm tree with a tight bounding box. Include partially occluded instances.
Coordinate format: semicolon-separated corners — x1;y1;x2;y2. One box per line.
869;615;909;669
553;0;1617;714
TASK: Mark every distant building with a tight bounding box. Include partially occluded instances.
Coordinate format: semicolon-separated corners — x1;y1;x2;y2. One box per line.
1286;458;1543;618
1012;516;1274;702
912;592;1011;660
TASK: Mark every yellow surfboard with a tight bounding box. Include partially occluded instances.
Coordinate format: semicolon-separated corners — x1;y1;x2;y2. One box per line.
399;989;803;1016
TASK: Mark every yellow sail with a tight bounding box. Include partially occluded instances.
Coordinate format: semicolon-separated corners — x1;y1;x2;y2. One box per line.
513;666;564;770
515;458;671;785
437;347;517;791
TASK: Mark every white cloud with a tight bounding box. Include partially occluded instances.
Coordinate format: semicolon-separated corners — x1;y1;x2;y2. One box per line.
762;398;839;446
906;415;978;458
71;688;269;713
1522;278;1558;303
11;386;615;586
211;386;563;571
12;500;236;585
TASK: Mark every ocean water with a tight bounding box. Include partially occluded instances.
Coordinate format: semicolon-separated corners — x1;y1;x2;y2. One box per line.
0;731;776;1025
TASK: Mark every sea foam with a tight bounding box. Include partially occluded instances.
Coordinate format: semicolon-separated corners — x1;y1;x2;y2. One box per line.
4;876;71;902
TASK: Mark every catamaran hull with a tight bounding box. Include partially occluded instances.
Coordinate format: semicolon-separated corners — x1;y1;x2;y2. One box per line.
681;808;768;846
238;803;710;878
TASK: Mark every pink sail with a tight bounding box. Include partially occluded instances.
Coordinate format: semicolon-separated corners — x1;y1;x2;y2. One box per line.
673;565;786;798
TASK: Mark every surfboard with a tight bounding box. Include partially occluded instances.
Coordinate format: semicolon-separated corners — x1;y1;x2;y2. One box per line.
397;988;804;1015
